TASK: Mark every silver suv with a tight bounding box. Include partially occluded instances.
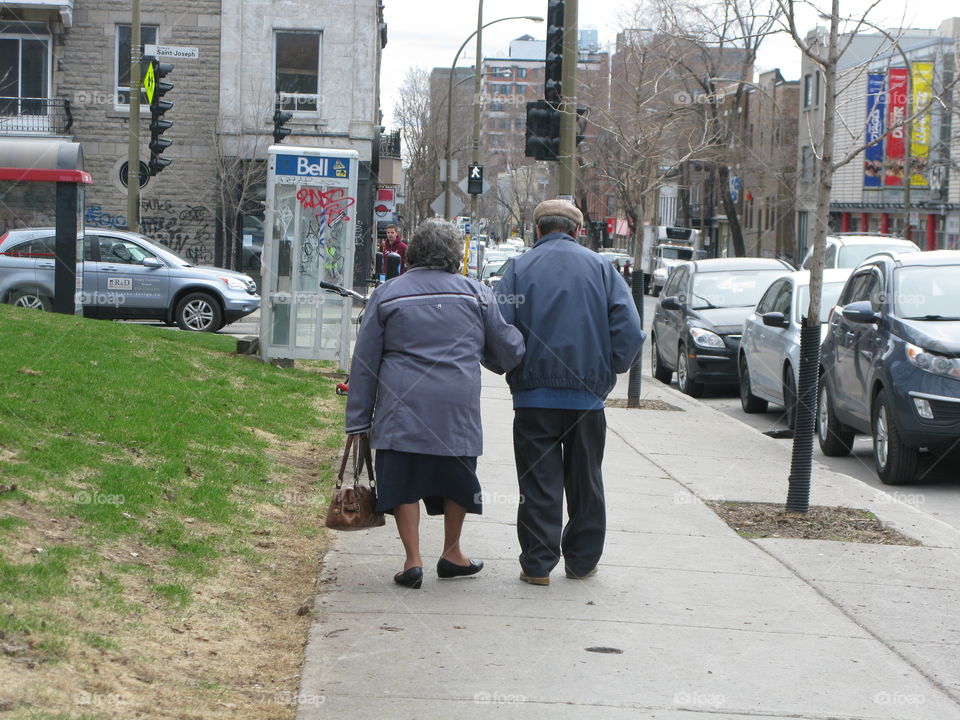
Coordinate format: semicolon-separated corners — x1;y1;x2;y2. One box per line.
0;228;259;332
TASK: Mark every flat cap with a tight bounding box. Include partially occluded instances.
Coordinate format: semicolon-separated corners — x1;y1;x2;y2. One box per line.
533;198;583;227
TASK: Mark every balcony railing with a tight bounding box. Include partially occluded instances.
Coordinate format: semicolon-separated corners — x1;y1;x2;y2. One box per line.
380;129;401;159
0;98;73;135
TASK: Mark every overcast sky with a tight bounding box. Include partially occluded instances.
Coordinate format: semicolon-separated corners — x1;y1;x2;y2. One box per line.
379;0;955;125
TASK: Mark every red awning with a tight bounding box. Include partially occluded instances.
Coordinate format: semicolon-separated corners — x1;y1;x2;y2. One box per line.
0;167;92;184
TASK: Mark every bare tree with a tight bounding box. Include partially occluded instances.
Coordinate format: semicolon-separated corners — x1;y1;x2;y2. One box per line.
394;67;439;229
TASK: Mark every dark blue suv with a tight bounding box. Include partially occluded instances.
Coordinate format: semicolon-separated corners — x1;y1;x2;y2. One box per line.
817;250;960;484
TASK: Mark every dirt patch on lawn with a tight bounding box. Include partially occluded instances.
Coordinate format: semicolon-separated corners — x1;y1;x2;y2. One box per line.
605;398;682;411
1;432;341;719
708;501;921;546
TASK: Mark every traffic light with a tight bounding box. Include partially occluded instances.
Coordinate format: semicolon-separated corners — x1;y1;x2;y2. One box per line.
273;102;293;144
545;0;565;105
467;164;484;195
525;100;560;161
148;60;174;176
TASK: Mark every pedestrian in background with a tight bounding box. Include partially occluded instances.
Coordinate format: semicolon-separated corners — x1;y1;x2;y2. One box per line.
495;199;645;586
346;218;524;589
381;223;407;276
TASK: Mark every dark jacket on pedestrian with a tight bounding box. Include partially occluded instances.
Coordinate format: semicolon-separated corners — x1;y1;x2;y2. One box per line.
495;231;645;399
345;268;524;456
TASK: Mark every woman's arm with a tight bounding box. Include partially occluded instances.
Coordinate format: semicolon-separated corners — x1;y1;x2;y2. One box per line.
345;290;385;434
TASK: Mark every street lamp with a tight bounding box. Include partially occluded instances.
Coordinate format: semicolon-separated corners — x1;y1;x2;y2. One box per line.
443;10;543;220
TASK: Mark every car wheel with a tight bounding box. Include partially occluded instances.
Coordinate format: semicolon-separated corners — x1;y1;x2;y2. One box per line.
651;334;672;384
783;365;797;430
738;355;768;413
816;380;854;457
872;389;919;485
676;343;704;397
9;289;52;312
175;292;223;332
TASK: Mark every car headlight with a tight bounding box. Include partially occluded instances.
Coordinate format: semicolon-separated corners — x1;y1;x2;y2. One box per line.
689;327;726;349
906;343;960;379
219;276;248;291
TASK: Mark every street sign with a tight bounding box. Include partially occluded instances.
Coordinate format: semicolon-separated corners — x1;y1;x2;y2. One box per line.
145;44;199;60
431;193;463;218
457;177;490;196
142;62;156;105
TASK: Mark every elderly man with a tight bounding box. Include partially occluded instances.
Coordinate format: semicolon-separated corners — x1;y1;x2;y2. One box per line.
495;199;645;586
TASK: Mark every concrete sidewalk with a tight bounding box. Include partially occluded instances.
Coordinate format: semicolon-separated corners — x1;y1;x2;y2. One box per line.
296;367;960;719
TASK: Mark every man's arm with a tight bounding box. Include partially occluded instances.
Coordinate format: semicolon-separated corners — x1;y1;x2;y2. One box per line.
606;263;646;374
479;284;525;374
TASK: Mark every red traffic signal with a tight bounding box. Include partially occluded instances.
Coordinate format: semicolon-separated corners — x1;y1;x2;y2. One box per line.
606;217;615;235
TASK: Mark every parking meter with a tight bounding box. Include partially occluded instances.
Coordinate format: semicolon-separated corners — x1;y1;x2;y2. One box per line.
260;147;359;367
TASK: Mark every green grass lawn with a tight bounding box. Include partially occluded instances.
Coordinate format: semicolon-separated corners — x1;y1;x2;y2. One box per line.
0;304;343;673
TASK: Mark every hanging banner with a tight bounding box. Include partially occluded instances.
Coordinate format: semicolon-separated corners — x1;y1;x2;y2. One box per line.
864;73;886;188
910;62;933;188
884;67;908;187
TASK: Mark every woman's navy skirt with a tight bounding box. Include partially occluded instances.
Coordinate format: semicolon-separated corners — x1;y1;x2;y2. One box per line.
374;449;482;515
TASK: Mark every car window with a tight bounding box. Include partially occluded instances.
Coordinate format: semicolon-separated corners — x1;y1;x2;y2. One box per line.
894;264;960;319
843;271;881;305
4;236;55;258
771;282;792;316
837;243;915;268
756;279;786;314
797;281;847;323
824;244;837;268
99;238;158;265
690;270;788;310
664;267;686;298
83;237;96;262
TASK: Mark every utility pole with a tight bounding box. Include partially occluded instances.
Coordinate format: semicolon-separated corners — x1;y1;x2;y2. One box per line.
126;0;141;232
469;0;484;262
556;0;577;199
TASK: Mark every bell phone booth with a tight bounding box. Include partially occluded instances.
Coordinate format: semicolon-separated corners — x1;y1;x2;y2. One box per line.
260;146;359;366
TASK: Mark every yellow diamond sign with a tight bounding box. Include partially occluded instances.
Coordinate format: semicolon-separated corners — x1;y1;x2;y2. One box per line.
142;61;156;106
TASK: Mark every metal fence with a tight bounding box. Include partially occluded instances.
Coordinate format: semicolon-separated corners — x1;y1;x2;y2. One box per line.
380;129;401;158
0;98;73;135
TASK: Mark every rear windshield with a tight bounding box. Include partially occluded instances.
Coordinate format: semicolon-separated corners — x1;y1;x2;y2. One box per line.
838;243;917;268
895;265;960;319
661;246;693;260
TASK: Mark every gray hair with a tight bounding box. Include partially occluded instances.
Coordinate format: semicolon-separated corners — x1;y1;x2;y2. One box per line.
537;215;579;236
406;219;463;273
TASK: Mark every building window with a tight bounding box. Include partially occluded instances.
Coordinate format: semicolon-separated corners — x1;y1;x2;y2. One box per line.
115;25;159;107
490;102;503;112
275;30;321;112
802;74;813;108
515;117;524;130
518;67;527;78
0;23;52;116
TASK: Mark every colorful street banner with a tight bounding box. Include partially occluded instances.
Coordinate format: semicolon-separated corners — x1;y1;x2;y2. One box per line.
910;62;933;188
864;72;886;188
884;67;908;187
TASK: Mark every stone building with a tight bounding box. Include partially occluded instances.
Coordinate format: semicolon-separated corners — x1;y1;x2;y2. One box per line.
0;0;387;286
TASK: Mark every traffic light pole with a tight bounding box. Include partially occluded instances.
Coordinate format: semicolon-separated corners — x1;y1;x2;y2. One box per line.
469;0;484;264
557;0;577;200
126;0;141;232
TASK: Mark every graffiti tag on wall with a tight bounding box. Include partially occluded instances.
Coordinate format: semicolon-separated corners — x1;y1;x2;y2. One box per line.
85;201;213;266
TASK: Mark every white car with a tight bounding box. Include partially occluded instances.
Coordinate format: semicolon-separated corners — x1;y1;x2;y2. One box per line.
800;234;919;270
738;268;853;427
481;258;512;288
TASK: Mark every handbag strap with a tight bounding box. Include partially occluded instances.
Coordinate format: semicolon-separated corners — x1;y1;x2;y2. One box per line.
335;434;377;491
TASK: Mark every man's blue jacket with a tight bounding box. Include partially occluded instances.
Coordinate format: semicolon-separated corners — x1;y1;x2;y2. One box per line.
495;231;646;401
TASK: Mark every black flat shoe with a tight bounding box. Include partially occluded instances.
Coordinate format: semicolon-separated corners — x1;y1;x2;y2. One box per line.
394;567;423;589
437;558;484;579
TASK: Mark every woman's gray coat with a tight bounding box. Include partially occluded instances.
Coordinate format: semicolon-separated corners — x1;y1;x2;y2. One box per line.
345;267;524;457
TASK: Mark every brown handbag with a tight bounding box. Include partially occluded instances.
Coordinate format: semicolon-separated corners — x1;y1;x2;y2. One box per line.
324;434;386;531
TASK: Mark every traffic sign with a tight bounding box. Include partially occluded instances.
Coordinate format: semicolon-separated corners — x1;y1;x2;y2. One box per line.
142;62;156;105
431;193;464;218
145;44;199;59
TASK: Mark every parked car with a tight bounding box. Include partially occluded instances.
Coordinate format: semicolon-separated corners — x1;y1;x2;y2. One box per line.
817;250;960;484
481;258;512;288
800;234;919;270
0;228;260;332
650;257;793;396
739;268;853;426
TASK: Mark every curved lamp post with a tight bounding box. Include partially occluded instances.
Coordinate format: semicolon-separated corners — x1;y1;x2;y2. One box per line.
443;12;543;219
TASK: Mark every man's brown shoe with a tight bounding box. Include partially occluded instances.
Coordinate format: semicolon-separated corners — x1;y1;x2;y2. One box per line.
519;571;550;586
565;566;598;580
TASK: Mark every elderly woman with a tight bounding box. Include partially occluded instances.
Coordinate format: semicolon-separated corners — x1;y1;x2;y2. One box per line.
345;219;524;589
